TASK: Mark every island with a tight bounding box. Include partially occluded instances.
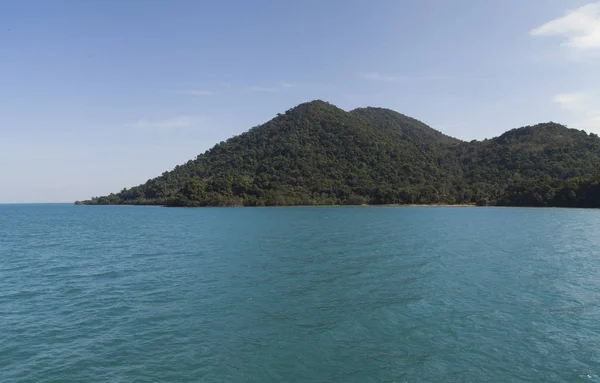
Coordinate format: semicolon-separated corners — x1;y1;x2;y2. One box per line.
79;100;600;208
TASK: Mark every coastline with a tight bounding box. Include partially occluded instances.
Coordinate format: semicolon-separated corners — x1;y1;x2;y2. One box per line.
371;203;476;207
76;202;478;208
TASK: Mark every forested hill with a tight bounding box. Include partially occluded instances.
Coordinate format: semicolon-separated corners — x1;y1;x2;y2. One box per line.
79;100;600;208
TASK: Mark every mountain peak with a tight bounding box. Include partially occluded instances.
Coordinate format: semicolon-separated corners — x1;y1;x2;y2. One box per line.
350;106;460;145
495;122;592;147
283;100;343;116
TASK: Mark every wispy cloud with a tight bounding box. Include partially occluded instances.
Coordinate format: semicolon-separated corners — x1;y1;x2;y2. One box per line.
531;2;600;51
553;91;600;130
554;93;590;112
245;82;299;93
247;86;278;93
360;72;459;82
125;116;208;132
360;72;408;82
175;90;214;96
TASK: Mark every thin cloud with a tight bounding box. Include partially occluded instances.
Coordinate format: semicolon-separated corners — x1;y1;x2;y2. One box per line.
244;82;300;92
531;2;600;51
360;72;459;82
175;90;214;96
554;91;600;130
125;116;208;132
360;72;408;82
247;86;278;93
554;93;590;111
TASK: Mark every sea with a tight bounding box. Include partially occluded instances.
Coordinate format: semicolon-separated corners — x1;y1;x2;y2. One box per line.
1;204;600;382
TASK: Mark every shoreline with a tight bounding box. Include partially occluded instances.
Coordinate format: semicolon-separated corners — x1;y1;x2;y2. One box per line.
77;202;478;208
73;203;600;209
371;203;476;207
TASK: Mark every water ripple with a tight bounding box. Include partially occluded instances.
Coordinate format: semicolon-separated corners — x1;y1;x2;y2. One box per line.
2;205;600;382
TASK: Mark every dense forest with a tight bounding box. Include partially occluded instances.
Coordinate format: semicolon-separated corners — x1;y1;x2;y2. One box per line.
79;100;600;208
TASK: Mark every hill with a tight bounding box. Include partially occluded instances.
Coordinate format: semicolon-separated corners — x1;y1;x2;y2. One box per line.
80;100;600;208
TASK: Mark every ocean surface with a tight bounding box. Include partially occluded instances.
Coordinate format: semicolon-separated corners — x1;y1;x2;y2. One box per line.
1;204;600;382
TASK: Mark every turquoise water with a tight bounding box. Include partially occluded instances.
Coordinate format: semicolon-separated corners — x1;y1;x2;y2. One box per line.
2;205;600;382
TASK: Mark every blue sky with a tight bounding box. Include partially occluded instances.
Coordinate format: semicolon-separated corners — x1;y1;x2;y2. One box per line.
2;0;600;203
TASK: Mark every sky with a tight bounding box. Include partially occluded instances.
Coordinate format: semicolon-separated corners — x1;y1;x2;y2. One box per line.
2;0;600;203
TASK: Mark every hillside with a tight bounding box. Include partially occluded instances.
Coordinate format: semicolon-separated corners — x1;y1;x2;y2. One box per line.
80;100;600;208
